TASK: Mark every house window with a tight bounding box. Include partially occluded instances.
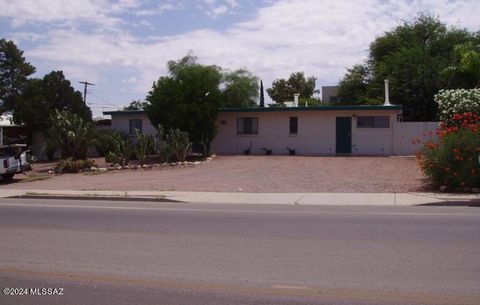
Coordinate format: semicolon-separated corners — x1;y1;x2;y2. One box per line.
129;119;143;135
357;116;390;128
237;117;258;135
289;117;298;134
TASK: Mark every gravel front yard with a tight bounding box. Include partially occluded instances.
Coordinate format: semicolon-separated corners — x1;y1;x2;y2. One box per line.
1;156;429;193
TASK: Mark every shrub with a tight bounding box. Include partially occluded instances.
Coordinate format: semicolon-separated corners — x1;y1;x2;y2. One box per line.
55;158;96;173
435;89;480;121
417;112;480;190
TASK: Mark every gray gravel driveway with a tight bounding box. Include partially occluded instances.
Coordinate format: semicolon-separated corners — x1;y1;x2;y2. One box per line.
1;156;428;193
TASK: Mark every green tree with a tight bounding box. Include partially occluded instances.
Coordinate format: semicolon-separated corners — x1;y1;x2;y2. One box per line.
267;72;317;104
444;41;480;88
0;39;36;113
145;55;222;153
124;99;148;110
222;69;259;108
337;14;477;121
13;70;92;130
337;65;371;104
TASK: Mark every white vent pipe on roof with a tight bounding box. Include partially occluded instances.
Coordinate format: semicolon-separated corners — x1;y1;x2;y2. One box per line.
293;93;300;107
384;79;391;106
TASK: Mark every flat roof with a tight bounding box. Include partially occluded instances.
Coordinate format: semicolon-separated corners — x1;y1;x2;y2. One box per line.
103;105;402;116
103;110;146;115
219;105;402;112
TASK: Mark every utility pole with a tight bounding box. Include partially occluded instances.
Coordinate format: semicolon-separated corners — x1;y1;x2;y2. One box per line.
79;81;95;104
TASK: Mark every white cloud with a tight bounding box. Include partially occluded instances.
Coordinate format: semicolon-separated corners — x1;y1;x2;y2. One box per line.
18;0;480;104
0;0;124;27
135;2;183;16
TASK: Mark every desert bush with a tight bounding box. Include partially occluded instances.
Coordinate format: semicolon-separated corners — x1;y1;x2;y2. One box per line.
417;112;480;190
93;129;125;156
435;89;480;121
55;158;96;173
105;137;134;166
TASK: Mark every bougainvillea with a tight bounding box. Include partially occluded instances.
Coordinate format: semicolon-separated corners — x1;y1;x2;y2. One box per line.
417;112;480;190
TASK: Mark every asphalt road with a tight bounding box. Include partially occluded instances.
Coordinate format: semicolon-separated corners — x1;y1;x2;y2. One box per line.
0;198;479;305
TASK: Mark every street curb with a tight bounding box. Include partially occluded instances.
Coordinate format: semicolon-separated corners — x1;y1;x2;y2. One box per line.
10;194;183;203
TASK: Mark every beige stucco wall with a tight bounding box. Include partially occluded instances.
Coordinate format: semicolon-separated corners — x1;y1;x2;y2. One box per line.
212;109;401;155
110;113;157;136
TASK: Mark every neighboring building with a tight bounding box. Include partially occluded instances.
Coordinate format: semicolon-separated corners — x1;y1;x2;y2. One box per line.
212;105;402;155
0;113;29;146
321;86;339;104
103;110;157;137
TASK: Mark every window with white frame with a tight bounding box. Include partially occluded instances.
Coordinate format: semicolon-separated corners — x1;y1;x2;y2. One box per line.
237;117;258;135
357;116;390;128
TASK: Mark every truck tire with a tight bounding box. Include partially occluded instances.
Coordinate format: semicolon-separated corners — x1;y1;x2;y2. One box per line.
1;173;14;180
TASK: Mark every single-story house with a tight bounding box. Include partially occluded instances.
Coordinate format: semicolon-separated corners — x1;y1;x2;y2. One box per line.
103;110;157;136
212;105;402;155
103;104;414;156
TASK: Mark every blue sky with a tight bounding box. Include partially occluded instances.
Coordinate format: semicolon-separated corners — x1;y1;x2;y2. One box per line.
1;0;479;116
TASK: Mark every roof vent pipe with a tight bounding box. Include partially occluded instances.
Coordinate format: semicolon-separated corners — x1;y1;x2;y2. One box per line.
293;93;300;107
384;79;391;106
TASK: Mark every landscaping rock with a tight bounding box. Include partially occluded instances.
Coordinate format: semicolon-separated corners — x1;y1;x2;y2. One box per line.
153;163;161;167
98;168;108;172
439;185;448;192
193;161;201;165
90;167;98;171
123;166;129;169
142;164;149;169
116;166;122;170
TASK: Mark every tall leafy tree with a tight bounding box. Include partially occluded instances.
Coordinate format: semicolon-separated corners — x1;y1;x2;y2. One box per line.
222;69;259;108
267;72;317;104
337;65;371;104
0;39;35;113
337;14;477;121
444;41;480;88
14;71;92;130
145;55;223;151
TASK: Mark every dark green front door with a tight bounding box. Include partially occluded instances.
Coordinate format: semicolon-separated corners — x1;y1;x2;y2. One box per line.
336;117;351;153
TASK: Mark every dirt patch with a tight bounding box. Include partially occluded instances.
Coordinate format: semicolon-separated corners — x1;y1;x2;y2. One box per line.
0;156;429;193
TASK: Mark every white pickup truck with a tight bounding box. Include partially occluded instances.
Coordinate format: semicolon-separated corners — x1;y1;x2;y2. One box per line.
0;144;31;180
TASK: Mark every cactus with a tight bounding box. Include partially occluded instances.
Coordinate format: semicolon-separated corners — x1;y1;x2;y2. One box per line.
167;128;192;162
134;128;154;165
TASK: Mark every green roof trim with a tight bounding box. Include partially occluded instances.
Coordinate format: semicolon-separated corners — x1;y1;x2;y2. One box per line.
219;105;402;112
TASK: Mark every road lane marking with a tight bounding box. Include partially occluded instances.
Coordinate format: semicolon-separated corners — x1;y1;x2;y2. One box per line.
0;267;477;305
0;202;478;217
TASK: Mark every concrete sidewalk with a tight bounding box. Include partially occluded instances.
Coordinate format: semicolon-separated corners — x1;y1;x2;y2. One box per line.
0;189;479;206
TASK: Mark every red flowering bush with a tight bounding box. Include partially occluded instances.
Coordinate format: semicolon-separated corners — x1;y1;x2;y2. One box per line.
417;112;480;191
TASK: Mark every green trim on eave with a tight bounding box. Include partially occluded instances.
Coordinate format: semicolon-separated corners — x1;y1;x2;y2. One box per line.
219;105;402;113
103;110;147;115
